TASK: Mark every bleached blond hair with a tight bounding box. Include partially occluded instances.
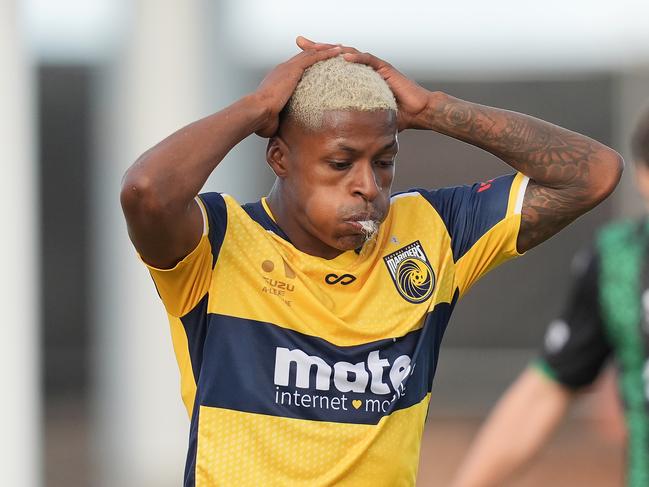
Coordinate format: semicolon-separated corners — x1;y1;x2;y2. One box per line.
285;55;397;130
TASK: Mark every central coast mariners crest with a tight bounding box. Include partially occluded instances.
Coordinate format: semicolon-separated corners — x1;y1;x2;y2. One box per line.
383;240;435;303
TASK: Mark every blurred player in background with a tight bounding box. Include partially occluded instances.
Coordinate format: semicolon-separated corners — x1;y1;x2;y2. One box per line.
453;106;649;487
120;36;622;486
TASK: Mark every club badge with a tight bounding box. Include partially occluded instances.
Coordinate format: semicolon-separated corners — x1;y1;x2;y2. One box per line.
383;240;435;303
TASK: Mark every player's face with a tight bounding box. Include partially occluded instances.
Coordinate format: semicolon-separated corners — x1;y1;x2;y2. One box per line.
274;109;398;258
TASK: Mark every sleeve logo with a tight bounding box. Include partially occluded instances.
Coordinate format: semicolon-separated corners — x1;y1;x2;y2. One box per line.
383;240;435;303
477;179;494;193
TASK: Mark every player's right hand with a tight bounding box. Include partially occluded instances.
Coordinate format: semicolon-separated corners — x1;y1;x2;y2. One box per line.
295;36;431;132
253;42;342;137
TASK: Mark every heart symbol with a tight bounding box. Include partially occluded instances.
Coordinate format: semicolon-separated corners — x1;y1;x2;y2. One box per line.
352;400;362;410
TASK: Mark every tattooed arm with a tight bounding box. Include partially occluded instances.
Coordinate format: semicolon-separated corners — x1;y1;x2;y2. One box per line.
423;92;623;252
333;47;624;253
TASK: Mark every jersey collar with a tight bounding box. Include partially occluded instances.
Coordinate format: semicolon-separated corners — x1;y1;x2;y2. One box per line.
242;197;365;267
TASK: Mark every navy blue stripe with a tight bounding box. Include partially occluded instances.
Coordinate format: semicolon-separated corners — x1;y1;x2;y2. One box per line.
425;289;459;389
411;173;515;262
198;192;228;267
241;200;292;243
180;294;210;384
195;299;457;425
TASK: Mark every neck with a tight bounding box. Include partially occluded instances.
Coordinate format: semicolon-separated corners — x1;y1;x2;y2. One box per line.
266;182;344;260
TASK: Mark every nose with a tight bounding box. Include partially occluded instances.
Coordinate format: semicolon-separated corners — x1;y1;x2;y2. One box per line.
351;161;381;201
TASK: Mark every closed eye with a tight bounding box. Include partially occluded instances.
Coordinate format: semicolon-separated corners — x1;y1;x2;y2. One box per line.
375;159;395;168
328;160;353;170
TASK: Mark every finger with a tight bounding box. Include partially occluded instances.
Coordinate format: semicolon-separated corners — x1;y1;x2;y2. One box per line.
296;36;320;48
300;44;360;58
337;46;360;56
296;36;337;51
296;35;315;47
293;46;342;67
342;51;387;70
342;51;367;61
283;45;337;65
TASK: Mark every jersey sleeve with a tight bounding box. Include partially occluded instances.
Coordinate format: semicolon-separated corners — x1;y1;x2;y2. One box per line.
534;248;612;390
418;172;529;296
143;192;227;318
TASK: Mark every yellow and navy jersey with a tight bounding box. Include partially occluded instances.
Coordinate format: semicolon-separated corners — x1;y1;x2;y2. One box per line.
143;172;529;487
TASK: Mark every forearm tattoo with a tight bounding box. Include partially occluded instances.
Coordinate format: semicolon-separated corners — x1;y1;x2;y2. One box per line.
428;98;612;252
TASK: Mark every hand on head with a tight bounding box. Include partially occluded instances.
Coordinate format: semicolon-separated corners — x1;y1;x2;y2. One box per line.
295;36;431;131
253;43;342;137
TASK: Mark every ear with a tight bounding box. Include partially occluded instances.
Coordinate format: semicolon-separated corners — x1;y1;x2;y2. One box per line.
266;136;289;178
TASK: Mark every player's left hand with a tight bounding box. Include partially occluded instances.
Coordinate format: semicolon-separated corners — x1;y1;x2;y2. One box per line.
296;36;432;131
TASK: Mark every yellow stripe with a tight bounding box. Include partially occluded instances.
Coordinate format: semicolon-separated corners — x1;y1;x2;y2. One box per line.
145;235;214;317
196;394;431;486
168;314;197;416
209;195;457;346
260;197;276;222
454;216;521;297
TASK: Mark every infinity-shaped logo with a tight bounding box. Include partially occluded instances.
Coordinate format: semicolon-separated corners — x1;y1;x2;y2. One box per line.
325;273;356;285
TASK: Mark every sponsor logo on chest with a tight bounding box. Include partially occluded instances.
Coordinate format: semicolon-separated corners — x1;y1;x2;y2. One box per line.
273;347;413;414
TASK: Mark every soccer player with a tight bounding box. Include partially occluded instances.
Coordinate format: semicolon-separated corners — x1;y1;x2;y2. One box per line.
452;107;649;487
120;36;623;486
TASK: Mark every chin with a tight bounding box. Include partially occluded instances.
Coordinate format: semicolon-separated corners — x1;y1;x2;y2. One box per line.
335;233;371;251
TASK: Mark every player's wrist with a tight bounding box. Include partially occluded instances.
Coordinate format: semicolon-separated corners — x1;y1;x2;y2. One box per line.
237;93;276;136
403;90;448;131
419;90;449;130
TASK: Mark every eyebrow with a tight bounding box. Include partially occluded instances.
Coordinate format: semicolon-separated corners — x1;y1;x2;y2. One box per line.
335;140;398;154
